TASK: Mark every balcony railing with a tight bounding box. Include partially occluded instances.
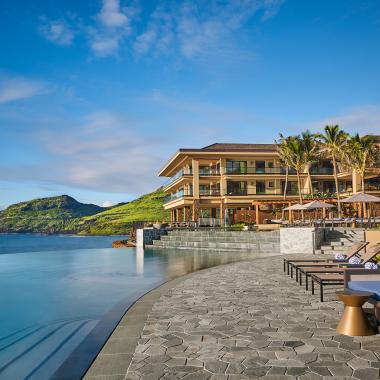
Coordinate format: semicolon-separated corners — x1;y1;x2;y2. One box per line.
224;167;335;175
164;190;193;203
200;189;221;196
164;170;193;187
225;189;312;196
310;167;334;175
199;169;220;176
224;167;296;175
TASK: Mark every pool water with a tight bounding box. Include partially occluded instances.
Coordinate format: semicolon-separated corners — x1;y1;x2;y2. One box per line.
0;234;251;379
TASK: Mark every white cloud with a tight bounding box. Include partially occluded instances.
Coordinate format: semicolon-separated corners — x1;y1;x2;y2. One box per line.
0;76;47;104
133;0;285;59
90;37;120;57
102;200;115;207
39;19;75;46
307;105;380;135
98;0;129;28
89;0;136;57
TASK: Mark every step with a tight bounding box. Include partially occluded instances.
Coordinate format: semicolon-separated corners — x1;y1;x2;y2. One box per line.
152;240;278;250
159;236;279;243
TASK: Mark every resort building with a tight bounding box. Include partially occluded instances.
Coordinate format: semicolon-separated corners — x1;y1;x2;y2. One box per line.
159;139;380;225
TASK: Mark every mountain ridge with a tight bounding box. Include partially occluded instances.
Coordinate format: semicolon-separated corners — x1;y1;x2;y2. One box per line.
0;189;168;235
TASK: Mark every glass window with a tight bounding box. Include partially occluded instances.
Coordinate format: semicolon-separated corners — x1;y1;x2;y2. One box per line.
226;160;247;174
256;161;265;174
256;181;265;194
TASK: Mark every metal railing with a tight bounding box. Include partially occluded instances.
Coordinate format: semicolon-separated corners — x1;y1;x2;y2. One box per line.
200;189;221;196
164;190;193;203
163;170;193;187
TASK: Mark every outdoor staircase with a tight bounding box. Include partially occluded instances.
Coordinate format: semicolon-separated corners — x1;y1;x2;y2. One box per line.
315;228;365;255
145;229;280;253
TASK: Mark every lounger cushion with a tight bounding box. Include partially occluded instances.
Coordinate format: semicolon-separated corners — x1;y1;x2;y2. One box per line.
348;281;380;300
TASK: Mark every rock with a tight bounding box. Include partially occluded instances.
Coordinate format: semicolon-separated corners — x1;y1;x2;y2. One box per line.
112;240;135;248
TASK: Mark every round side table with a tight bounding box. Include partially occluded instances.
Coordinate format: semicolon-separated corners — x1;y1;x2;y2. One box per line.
336;290;376;336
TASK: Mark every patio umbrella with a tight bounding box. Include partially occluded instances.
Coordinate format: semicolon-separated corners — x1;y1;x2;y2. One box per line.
341;192;380;227
283;203;306;210
283;203;306;224
302;200;335;210
341;193;380;203
302;200;336;224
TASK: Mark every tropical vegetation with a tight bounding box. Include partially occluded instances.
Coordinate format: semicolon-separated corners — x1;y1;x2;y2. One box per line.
0;189;169;235
276;126;380;208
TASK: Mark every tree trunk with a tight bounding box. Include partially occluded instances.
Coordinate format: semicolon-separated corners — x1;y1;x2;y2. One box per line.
307;169;312;196
296;170;303;204
283;166;289;200
332;155;341;217
361;169;365;192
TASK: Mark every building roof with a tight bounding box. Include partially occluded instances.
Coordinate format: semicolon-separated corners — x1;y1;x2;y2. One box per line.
179;143;277;153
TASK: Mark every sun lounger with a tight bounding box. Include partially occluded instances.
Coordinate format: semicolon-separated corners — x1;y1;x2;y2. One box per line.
284;242;368;275
308;245;380;302
289;242;373;280
310;273;345;302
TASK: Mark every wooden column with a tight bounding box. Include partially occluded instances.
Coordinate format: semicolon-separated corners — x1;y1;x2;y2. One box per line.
178;208;183;222
255;204;260;225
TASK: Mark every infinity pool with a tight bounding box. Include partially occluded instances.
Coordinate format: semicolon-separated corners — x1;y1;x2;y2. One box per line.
0;235;252;380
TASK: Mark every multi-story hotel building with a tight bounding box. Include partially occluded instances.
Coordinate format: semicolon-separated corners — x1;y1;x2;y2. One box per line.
159;139;380;225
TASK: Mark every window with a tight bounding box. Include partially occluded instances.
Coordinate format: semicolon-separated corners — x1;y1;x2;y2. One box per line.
255;161;265;174
256;181;266;194
268;162;274;168
227;181;247;195
268;181;275;188
199;184;210;195
226;160;247;174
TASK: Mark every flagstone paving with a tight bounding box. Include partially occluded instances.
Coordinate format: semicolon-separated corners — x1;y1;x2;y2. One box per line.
124;256;380;380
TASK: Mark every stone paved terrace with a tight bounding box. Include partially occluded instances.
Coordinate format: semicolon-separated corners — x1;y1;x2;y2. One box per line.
86;255;380;380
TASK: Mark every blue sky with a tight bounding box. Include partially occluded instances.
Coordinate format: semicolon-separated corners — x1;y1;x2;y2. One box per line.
1;0;380;208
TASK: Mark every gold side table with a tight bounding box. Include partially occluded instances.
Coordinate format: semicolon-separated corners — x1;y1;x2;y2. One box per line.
336;290;376;336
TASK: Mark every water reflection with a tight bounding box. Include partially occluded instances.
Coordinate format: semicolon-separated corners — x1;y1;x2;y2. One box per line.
145;248;253;280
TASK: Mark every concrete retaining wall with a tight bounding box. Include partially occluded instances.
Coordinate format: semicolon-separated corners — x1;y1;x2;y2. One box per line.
280;227;325;255
136;228;168;248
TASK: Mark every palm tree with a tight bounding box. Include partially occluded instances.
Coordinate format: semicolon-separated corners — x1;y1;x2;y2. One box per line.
300;131;319;195
319;125;348;216
275;134;293;200
287;136;307;205
343;134;380;191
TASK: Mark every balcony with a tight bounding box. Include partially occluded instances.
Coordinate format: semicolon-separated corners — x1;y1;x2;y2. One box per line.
310;167;334;175
199;169;220;176
224;167;296;175
164;190;193;203
200;189;221;197
224;189;311;196
164;170;193;188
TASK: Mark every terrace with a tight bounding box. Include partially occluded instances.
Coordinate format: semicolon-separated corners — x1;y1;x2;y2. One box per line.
86;254;380;380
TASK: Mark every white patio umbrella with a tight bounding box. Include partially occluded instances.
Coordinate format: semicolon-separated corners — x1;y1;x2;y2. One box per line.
302;200;336;224
341;192;380;227
302;200;335;210
283;203;306;224
341;193;380;203
283;203;306;210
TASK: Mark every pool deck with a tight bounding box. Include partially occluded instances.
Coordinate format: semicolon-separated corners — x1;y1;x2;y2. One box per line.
84;255;380;380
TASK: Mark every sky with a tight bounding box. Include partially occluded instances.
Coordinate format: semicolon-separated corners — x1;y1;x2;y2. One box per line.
1;0;380;208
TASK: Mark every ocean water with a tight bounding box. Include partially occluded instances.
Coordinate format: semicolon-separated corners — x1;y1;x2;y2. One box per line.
0;234;251;380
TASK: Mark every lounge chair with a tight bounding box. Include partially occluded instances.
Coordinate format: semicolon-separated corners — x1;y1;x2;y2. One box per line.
286;242;369;280
284;242;368;274
308;245;380;302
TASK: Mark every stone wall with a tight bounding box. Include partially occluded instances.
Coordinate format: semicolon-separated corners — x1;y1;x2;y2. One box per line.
136;228;168;247
280;227;325;255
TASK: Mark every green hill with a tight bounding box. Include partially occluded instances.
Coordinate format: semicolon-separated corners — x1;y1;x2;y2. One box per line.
0;189;169;235
0;195;105;234
73;189;170;235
